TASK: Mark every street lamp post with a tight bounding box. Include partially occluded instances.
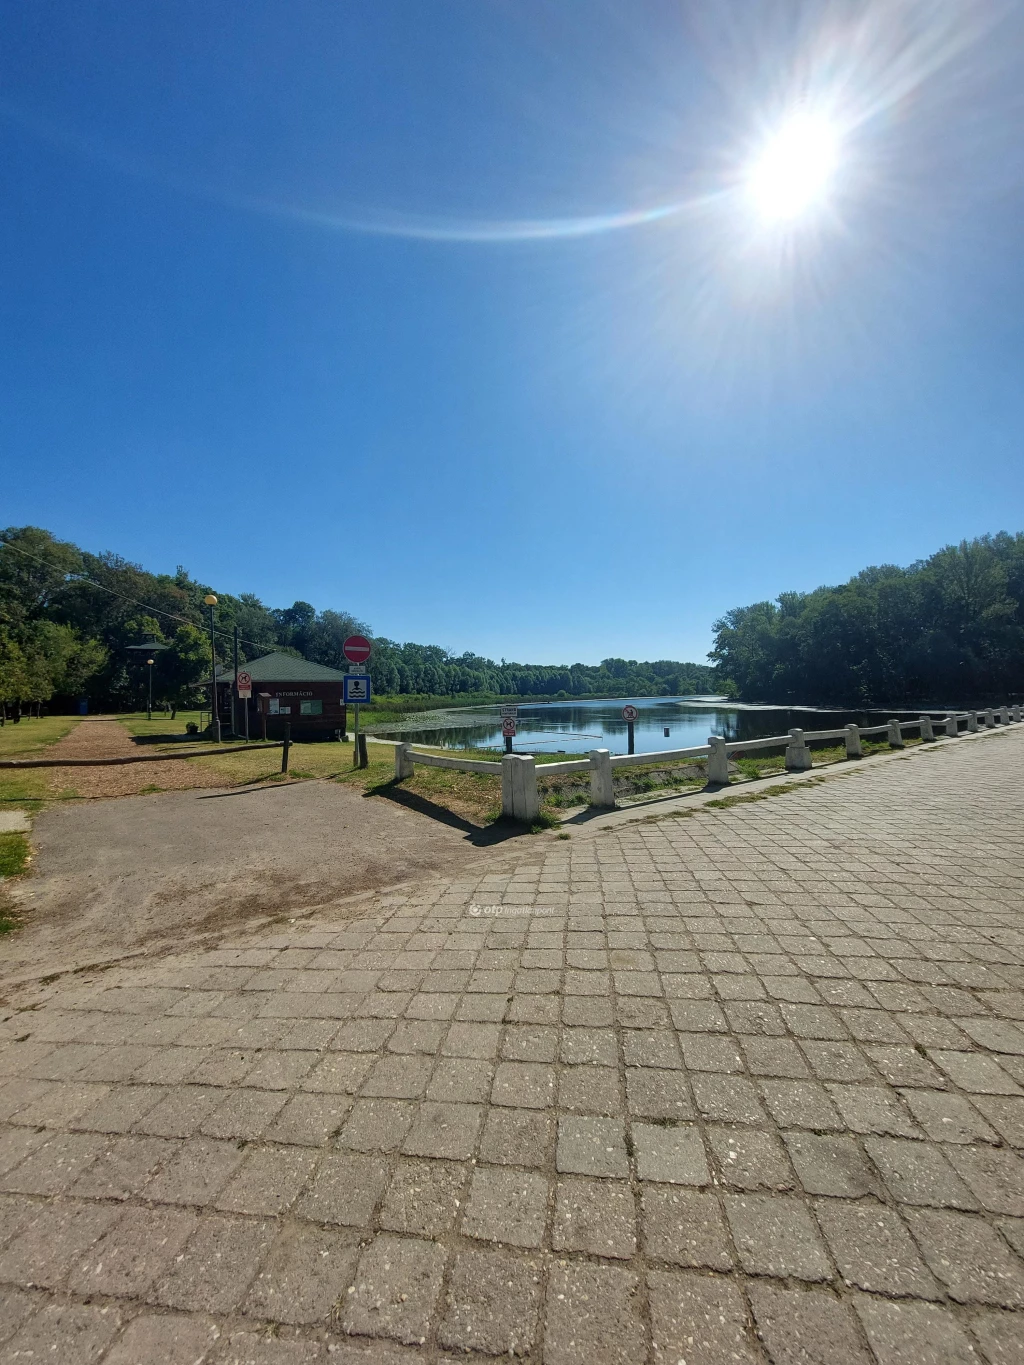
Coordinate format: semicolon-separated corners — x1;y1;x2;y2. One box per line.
146;658;154;722
204;594;221;743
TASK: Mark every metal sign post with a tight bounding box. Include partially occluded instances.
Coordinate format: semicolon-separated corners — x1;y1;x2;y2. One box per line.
232;626;240;736
203;595;221;743
622;704;639;755
342;638;373;767
500;705;518;754
237;671;252;742
343;673;372;768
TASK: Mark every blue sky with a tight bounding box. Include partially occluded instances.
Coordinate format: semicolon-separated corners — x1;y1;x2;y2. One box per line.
2;1;1023;665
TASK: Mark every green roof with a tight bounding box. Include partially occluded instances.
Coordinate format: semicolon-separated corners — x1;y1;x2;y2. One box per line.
214;652;349;683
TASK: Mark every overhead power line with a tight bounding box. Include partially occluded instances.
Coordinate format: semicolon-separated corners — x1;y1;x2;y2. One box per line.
0;535;273;655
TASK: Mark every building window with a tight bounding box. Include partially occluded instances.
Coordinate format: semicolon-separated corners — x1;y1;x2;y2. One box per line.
299;700;323;716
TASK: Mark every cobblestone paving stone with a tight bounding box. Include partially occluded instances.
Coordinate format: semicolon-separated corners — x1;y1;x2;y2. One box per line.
1;726;1023;1361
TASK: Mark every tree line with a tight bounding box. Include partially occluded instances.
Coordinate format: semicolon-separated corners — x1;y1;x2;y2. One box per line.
711;532;1024;705
0;526;716;714
8;524;1017;716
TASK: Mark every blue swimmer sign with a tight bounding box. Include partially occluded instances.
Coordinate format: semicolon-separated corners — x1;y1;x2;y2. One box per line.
344;674;372;704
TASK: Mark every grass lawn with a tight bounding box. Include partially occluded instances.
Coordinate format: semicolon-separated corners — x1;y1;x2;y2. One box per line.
732;735;923;781
170;736;576;827
0;715;80;814
0;832;30;878
0;714;78;758
183;738;509;826
0;831;31;933
121;725;934;829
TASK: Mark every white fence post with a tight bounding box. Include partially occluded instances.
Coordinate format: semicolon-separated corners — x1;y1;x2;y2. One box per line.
998;706;1009;724
887;719;904;748
785;728;813;771
1013;705;1022;722
501;754;515;817
984;708;995;728
845;723;862;758
707;736;730;785
589;749;614;809
502;754;539;823
968;711;979;732
919;715;934;741
945;715;959;738
518;755;540;823
394;742;414;780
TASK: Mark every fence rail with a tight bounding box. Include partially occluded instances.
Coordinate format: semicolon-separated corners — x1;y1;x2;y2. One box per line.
0;742;282;769
392;705;1022;822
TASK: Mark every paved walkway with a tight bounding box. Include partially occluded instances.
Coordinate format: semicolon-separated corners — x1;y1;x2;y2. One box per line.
1;726;1023;1364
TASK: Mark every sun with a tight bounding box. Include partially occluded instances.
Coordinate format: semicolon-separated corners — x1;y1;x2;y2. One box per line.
745;114;839;222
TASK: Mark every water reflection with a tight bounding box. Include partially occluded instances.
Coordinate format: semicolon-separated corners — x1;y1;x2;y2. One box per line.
375;697;932;757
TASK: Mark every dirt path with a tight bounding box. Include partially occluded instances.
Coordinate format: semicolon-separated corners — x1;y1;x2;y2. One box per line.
3;776;496;989
44;717;235;798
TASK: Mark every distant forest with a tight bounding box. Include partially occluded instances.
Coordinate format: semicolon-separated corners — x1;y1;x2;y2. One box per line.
712;532;1024;706
4;526;1021;716
0;526;716;713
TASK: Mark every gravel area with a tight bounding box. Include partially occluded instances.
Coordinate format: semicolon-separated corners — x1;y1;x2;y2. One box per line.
4;778;491;987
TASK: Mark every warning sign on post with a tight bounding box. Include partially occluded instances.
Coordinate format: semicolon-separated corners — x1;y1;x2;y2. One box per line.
237;670;252;699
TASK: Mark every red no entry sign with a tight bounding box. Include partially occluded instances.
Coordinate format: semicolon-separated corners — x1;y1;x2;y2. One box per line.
343;635;372;664
237;671;252;689
501;718;517;737
622;705;639;722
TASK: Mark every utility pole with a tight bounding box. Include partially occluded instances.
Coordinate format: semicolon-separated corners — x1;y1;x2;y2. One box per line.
203;594;221;742
232;624;240;738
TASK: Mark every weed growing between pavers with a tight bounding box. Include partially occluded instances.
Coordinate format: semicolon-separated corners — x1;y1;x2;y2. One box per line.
642;772;836;824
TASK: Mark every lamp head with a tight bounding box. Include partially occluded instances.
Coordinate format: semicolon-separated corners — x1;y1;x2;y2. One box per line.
146;658;154;666
203;594;217;606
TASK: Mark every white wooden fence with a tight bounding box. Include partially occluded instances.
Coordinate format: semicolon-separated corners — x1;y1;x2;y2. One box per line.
392;705;1022;822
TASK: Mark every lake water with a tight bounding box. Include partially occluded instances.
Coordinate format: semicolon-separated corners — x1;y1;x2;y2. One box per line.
375;697;932;757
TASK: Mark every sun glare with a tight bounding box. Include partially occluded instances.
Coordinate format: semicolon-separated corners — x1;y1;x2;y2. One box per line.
746;114;839;223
